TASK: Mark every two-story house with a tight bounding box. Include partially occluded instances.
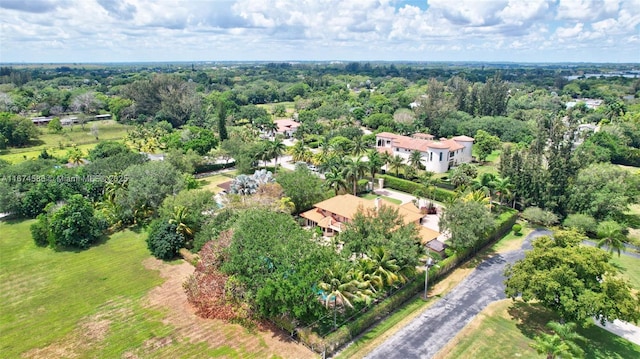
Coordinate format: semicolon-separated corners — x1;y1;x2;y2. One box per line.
375;132;474;173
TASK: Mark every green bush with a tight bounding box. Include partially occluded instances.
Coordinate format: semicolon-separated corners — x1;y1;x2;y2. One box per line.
512;223;522;235
146;219;186;260
30;214;51;247
194;161;236;174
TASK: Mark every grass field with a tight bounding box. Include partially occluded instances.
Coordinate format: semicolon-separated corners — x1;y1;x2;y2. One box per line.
611;253;640;290
362;193;402;205
0;219;313;358
436;300;640;359
0;120;132;164
197;171;237;193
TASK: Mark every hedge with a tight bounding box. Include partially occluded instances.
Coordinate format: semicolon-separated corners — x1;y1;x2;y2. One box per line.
194;161;236;174
297;206;519;356
377;174;455;203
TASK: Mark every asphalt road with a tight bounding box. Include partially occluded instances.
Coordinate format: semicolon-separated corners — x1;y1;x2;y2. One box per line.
365;229;551;359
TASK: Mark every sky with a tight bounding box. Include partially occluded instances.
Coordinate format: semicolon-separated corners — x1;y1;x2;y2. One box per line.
1;0;639;64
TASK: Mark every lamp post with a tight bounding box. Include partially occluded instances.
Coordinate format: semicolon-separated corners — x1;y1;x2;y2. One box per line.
424;257;434;300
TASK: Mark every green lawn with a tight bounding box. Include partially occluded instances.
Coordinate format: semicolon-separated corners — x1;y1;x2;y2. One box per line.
610;253;640;290
0;120;132;163
438;300;640;359
361;193;402;205
0;218;303;358
197;171;237;193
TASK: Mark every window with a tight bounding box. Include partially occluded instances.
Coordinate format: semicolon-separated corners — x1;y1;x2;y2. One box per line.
439;152;443;161
429;152;433;161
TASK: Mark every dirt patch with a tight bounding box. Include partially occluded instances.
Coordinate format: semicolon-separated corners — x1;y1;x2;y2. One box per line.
22;312;114;359
139;257;316;358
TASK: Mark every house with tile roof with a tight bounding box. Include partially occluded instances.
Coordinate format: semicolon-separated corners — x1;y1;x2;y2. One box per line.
375;132;474;173
274;119;300;138
300;194;440;244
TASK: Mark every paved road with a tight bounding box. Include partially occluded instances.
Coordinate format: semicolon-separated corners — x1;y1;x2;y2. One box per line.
365;229;551;359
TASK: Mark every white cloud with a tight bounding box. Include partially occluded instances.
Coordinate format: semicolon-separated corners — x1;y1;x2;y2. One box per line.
0;0;638;63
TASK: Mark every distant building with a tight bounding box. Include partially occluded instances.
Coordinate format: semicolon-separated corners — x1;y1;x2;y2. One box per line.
274;119;300;138
375;132;474;173
566;98;603;110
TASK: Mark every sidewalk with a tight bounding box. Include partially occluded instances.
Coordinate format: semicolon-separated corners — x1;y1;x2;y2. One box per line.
595;319;640;345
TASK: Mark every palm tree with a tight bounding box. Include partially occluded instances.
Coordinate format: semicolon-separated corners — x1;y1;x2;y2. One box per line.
368;246;401;289
67;146;84;166
366;149;384;181
355;259;383;293
404;164;417;180
531;321;585;359
267;138;286;168
419;171;436;200
596;220;626;256
169;205;195;239
289;141;312;163
388;155;405;177
461;190;490;207
324;168;347;196
473;173;497;212
492;176;514;206
380;151;392;171
342;156;367;195
409;150;423;172
351;136;367;156
318;265;371;329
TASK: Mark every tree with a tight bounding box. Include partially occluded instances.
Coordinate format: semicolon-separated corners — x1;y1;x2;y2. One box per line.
66;146;84;166
342;156;367;195
146;219;186;260
217;101;228;141
222;209;336;323
324;168;347;196
267;137;286;167
289;141;312;163
474;129;501;163
596;220;626;257
48;195;106;249
568;163;639;221
88;141;132;161
504;230;640;324
318;263;371;328
439;199;494;251
276;163;325;213
117;161;185;224
408;150;423;172
367;246;401;288
47;117;63;133
531;321;586;359
366;149;383;181
388;155;405;177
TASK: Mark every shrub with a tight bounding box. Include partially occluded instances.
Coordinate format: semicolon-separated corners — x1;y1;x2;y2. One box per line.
147;219;186;260
30;214;50;247
562;213;597;236
521;206;559;227
512;223;522;235
378;174;455;203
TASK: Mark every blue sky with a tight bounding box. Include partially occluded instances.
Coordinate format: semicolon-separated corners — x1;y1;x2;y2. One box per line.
1;0;639;63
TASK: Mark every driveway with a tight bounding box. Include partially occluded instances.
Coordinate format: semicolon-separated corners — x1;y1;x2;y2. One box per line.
365;229;550;359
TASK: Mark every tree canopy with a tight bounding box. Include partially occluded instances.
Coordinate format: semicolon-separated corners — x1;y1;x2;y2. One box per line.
504;230;640;325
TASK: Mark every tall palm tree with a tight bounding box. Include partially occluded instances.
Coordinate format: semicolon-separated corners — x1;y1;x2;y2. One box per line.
352;136;366;156
380;151;392;171
324;168;347;196
267;138;286;168
492;176;514;206
596;220;626;256
409;150;423;172
342;156;367;195
366;149;384;181
388;155;405;177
